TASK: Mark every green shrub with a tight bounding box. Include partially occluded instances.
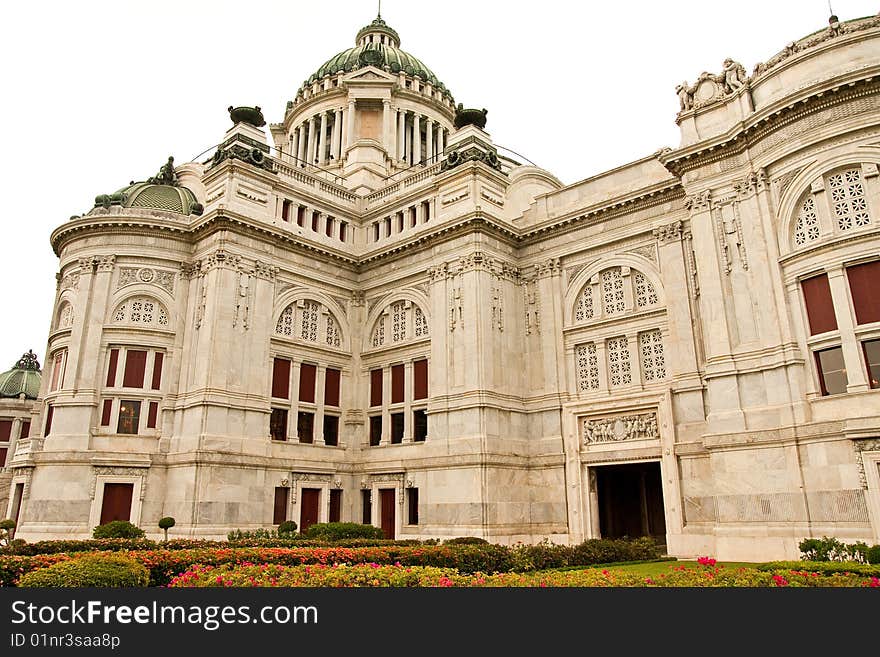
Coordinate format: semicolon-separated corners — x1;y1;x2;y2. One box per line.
227;528;278;541
304;522;386;541
799;537;868;562
759;560;880;577
570;537;664;566
158;517;175;542
17;555;149;588
278;521;298;537
867;545;880;565
92;521;145;540
444;537;489;545
0;519;15;547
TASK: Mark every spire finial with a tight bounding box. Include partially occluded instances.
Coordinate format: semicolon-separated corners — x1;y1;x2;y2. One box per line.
378;0;381;18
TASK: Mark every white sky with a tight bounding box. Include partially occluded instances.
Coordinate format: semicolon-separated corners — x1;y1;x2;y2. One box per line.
1;0;877;371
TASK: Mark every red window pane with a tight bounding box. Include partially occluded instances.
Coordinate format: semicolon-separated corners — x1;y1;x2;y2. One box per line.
413;359;428;400
20;421;30;439
50;351;65;392
151;352;164;390
122;350;148;388
847;261;880;325
299;363;316;403
271;358;291;399
44;405;54;436
0;420;11;441
147;401;159;429
801;274;837;335
391;364;404;404
370;369;383;407
106;348;119;387
100;399;113;427
324;368;341;407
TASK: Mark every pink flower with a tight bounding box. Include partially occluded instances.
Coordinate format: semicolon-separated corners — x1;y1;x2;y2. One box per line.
772;575;788;587
697;556;717;567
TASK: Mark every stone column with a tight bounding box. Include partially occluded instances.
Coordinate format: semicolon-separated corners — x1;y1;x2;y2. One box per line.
306;116;317;166
318;111;328;165
290;362;300;441
381;365;391;445
425;118;433;163
827;265;869;392
397;109;406;161
296;124;306;164
413;113;421;165
437;128;444;156
331;108;342;161
347;99;356;149
382;99;391;154
403;361;413;443
315;365;326;445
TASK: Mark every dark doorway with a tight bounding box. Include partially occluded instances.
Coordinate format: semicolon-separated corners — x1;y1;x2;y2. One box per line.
329;489;342;523
595;462;666;543
11;483;24;528
380;488;395;539
100;483;134;525
300;488;320;534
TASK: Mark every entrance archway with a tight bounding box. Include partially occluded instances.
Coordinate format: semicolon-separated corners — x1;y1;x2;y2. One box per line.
595;462;666;543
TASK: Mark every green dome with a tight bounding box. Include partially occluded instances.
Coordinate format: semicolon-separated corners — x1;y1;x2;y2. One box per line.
0;351;41;400
307;17;447;92
92;156;204;216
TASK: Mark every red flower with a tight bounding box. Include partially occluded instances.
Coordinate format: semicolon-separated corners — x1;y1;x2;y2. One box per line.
772;575;788;587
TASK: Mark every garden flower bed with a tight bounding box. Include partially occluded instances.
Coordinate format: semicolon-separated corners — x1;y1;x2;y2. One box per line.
167;561;880;588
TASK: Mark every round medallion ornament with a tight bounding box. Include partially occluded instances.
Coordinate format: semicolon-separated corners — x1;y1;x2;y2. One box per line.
138;268;155;283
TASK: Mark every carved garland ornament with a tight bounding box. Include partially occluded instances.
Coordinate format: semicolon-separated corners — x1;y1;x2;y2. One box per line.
582;412;659;444
89;466;148;501
117;267;176;294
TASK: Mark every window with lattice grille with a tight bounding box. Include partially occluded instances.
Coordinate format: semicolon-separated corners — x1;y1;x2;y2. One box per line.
575;343;599;391
602;268;625;316
575;285;594;322
372;317;385;347
300;301;319;342
325;315;341;348
112;297;169;328
639;329;666;382
828;169;870;232
607;336;632;387
414;307;428;337
634;273;658;309
392;302;408;342
793;196;820;246
275;305;293;336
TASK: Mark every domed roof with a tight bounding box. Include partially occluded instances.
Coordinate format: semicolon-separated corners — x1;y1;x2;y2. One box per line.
0;351;41;400
93;157;203;216
306;16;448;92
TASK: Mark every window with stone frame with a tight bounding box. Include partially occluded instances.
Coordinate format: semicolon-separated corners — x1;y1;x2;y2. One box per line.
575;343;600;391
112;296;169;328
606;336;632;387
639;329;666;382
369;300;429;350
101;346;165;435
275;300;344;350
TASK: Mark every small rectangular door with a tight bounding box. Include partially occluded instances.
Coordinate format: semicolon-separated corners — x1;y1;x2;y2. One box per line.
100;483;134;525
380;488;396;539
300;488;321;534
329;489;342;523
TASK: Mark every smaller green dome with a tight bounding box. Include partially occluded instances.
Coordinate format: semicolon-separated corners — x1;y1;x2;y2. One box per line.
0;350;42;400
92;156;204;216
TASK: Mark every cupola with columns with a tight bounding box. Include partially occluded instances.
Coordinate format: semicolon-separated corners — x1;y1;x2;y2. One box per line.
269;14;457;194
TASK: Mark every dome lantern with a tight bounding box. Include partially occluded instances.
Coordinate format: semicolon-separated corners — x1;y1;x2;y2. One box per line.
0;350;42;400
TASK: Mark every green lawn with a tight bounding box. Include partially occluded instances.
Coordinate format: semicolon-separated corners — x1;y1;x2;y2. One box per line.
581;560;760;577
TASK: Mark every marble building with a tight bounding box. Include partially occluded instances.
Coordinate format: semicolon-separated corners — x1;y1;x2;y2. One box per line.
7;12;880;561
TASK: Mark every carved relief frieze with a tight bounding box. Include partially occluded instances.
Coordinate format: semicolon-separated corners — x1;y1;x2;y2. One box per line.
713;201;748;275
626;243;658;262
684;190;711;213
733;169;768;198
449;283;463;331
77;257;97;272
179;262;201;279
491;279;504;332
427;262;449;283
117;267;176;295
653;220;683;245
853;439;880;489
289;472;332;503
523;279;540;336
59;271;80;292
253;260;278;282
232;269;252;330
89;466;148;501
683;229;700;298
582;412;659;444
535;257;561;278
96;255;116;273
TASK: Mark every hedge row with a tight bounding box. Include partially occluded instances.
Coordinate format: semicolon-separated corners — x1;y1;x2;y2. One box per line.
758;561;880;577
1;537;663;587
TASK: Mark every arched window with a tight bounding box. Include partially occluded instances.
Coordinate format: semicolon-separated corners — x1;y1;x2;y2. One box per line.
828;168;870;231
112;296;169;328
601;269;625;316
791;166;875;250
274;299;343;349
575;266;659;324
370;300;429;349
634;272;658;309
575;286;593;322
794;196;820;246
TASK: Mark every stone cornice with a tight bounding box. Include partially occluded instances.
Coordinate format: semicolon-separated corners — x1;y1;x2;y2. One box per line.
661;71;880;177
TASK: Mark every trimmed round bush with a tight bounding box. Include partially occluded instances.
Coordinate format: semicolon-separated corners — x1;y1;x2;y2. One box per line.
304;522;385;541
278;520;298;536
444;536;489;545
93;521;146;539
18;555;149;587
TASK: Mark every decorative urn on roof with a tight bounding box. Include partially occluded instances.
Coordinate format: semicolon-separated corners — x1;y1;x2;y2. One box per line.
453;104;488;130
228;106;267;128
